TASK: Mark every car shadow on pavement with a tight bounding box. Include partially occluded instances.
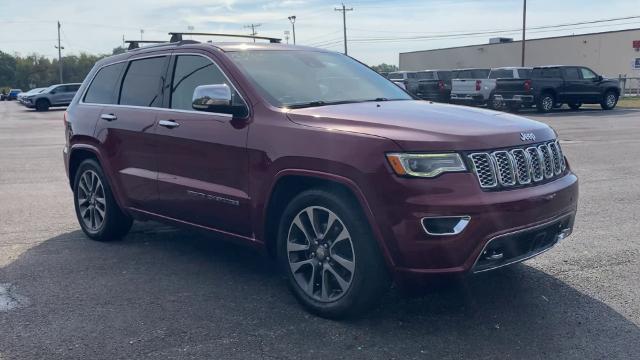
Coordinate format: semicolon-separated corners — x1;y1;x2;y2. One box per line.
1;223;639;359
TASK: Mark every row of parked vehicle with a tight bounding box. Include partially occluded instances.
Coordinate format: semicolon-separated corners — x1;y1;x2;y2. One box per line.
387;65;621;112
1;83;81;111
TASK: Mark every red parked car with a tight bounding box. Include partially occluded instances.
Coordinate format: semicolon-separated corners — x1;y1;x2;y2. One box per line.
63;38;578;318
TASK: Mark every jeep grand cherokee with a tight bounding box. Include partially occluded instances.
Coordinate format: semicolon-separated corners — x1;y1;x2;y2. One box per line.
63;39;578;318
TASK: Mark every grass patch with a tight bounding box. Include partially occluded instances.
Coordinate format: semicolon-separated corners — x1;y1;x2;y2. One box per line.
618;97;640;108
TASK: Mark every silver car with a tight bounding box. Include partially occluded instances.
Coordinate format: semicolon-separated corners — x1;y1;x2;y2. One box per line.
23;83;81;111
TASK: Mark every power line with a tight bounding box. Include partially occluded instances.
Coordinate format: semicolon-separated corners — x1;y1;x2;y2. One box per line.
335;3;353;55
244;23;262;42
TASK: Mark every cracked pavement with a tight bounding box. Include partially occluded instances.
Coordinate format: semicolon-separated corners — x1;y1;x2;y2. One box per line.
1;101;639;359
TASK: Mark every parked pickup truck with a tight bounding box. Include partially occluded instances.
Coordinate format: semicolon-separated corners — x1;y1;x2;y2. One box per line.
414;70;452;102
387;71;415;90
495;65;621;112
451;68;531;108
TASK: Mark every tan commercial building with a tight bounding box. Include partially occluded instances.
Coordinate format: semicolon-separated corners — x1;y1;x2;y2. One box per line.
399;28;640;78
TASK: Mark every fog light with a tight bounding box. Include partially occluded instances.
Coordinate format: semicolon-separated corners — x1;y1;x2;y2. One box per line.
421;216;470;236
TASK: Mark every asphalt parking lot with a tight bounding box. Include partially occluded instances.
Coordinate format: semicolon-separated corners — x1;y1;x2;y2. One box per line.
1;101;639;359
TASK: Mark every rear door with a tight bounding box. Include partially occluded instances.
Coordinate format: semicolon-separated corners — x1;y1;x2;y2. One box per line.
153;52;252;236
562;67;587;103
95;55;169;210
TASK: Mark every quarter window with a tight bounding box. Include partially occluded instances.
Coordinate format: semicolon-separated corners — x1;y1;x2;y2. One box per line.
170;55;242;111
120;57;167;107
85;63;125;104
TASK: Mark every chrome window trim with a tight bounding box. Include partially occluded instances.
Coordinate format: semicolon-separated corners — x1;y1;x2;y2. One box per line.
78;51;248;119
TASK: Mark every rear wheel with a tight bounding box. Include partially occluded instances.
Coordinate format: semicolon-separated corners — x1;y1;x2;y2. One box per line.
35;99;50;111
278;189;389;319
487;95;502;110
601;91;618;110
73;159;132;241
537;93;555;113
568;102;582;110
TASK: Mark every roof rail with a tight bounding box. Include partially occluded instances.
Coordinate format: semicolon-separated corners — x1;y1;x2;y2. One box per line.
125;40;168;50
168;32;281;44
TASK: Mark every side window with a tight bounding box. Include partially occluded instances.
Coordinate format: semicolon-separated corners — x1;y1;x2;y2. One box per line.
518;69;531;78
580;68;597;80
542;68;561;78
170;55;242;111
68;84;81;92
120;57;167;107
564;67;581;80
85;63;125;104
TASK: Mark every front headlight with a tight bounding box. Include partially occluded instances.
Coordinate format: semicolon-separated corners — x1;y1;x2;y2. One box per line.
386;153;467;178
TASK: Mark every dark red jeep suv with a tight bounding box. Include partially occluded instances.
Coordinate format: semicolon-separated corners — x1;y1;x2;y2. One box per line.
63;39;578;318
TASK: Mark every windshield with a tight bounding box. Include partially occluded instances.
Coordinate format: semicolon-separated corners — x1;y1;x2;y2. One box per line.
228;50;411;108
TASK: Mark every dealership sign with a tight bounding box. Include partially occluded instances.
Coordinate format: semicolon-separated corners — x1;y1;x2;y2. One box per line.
635;58;640;70
634;40;640;49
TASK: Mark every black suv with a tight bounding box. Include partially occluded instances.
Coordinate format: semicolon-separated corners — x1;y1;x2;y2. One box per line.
493;65;621;112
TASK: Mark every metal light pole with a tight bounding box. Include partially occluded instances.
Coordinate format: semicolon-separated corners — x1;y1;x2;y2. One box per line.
288;16;296;45
55;21;64;83
521;0;527;66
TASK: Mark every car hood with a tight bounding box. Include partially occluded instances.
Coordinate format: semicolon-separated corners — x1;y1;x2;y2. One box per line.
286;100;555;151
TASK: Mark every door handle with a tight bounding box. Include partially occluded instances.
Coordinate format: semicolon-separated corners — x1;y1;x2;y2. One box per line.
100;113;117;121
159;119;180;129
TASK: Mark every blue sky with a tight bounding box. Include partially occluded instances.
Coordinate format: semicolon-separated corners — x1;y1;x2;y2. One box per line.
0;0;638;65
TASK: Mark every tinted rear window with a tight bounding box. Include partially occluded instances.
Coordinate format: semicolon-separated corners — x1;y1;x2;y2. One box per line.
454;69;490;79
532;68;562;78
388;73;404;80
119;57;167;107
84;63;125;104
489;69;515;79
416;71;435;80
436;71;452;81
518;69;531;78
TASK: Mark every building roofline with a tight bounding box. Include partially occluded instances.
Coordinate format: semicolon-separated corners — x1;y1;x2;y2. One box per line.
399;27;640;55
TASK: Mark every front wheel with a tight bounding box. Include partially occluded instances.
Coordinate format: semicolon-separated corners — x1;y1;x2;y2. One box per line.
601;91;618;110
73;159;132;241
35;99;50;111
278;189;389;319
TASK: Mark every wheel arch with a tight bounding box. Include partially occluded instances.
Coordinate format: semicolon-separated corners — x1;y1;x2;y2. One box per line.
262;170;396;270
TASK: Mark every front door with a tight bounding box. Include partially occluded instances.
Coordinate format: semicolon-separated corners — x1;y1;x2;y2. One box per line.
153;53;252;237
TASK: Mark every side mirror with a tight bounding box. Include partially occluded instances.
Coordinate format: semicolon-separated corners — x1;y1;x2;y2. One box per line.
596;75;603;82
192;84;248;117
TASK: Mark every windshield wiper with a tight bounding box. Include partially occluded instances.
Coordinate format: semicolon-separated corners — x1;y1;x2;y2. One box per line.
286;101;327;109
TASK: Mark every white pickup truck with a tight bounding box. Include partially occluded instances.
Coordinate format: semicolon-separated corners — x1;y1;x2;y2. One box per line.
450;67;531;108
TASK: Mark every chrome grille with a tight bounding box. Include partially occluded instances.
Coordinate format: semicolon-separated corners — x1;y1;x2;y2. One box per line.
538;144;554;179
526;147;544;181
468;140;567;190
492;151;516;186
510;149;531;184
469;153;497;188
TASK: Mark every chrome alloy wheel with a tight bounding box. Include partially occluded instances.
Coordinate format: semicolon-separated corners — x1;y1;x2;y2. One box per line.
287;206;355;302
77;170;106;232
606;93;617;108
542;96;554;111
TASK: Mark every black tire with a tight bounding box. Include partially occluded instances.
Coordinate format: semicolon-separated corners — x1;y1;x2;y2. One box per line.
277;188;389;319
568;102;582;110
35;99;50;112
600;91;618;110
537;93;555;113
487;94;502;110
73;159;132;241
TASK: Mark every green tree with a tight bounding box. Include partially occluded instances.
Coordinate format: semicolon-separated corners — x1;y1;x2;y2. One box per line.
371;63;398;74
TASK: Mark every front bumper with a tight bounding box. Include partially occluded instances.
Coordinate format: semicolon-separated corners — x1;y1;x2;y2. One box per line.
367;171;579;279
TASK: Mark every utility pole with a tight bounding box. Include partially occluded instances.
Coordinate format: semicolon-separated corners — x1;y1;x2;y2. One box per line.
122;34;125;48
284;30;290;44
55;21;63;83
335;3;353;55
140;29;144;40
521;0;527;66
288;16;296;44
244;23;262;42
